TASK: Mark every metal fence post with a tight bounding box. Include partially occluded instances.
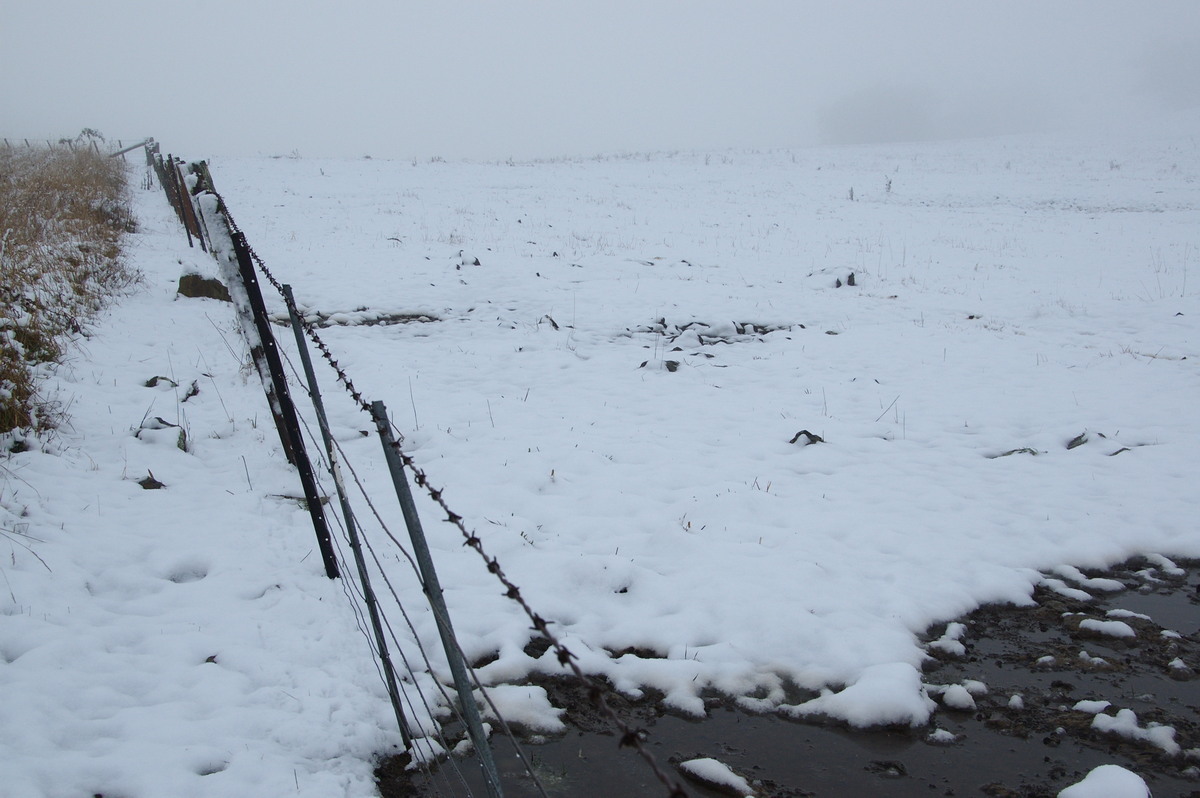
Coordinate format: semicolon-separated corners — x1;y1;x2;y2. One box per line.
283;285;411;747
371;401;504;798
230;232;340;580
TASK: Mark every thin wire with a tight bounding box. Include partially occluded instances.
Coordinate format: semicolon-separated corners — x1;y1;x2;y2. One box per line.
169;160;474;795
287;411;462;797
315;434;550;797
205;178;690;798
282;364;472;797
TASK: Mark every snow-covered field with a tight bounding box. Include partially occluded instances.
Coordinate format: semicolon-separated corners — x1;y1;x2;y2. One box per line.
2;117;1197;797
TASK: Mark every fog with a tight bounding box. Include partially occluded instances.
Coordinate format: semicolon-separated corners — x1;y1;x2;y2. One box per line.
3;1;1197;160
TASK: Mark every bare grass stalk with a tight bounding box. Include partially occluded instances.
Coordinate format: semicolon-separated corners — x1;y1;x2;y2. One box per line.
0;138;139;436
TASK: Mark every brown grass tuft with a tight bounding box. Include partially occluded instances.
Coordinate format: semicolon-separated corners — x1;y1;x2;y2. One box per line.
0;142;139;436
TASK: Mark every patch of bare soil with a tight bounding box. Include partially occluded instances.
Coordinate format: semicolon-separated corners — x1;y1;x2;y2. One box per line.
921;555;1200;797
379;556;1200;797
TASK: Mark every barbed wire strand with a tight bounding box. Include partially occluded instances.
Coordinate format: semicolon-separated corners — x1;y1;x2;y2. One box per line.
212;187;690;798
279;365;476;798
287;374;548;798
171;173;473;796
279;340;565;797
320;430;551;798
163;158;469;792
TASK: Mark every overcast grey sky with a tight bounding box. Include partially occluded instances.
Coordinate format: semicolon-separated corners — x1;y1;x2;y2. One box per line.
3;1;1198;160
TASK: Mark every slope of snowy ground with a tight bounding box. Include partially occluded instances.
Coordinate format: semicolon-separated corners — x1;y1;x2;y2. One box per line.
1;192;398;796
1;118;1197;796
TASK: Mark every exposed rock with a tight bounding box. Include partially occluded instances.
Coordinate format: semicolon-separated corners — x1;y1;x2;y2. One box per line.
138;471;166;489
177;273;231;302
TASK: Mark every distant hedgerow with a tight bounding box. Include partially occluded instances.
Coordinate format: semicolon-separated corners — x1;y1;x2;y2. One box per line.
0;138;139;437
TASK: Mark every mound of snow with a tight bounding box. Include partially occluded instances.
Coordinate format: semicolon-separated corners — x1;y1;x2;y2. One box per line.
679;757;754;797
941;684;976;711
785;663;935;728
1091;709;1180;756
1079;619;1137;638
1057;764;1149;798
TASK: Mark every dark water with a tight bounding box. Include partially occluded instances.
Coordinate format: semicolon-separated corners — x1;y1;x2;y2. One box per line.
380;559;1200;798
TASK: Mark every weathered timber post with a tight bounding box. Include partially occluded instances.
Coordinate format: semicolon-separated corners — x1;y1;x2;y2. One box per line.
166;155;193;248
172;160;207;252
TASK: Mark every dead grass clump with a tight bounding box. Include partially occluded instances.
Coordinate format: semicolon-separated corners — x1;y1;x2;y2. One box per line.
0;140;140;435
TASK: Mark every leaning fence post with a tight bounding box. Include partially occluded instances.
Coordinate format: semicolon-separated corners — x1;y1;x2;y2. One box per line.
371;401;504;798
283;285;411;747
173;160;207;253
230;232;340;580
166;156;193;249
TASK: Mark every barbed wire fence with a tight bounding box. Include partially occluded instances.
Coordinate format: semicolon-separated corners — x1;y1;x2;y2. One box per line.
143;142;691;798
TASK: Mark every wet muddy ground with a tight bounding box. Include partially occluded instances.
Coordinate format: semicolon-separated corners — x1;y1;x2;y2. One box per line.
377;556;1200;797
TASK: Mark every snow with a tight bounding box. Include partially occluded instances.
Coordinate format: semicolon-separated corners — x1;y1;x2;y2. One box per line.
1051;565;1125;593
678;757;754;796
1091;709;1181;756
1058;765;1150;798
1143;553;1186;577
927;678;986;710
1042;578;1095;602
962;679;987;696
784;662;937;727
1078;650;1111;668
1073;699;1112;714
1078;618;1138;638
940;684;977;711
1106;608;1151;621
479;685;566;734
2;117;1199;795
927;621;968;657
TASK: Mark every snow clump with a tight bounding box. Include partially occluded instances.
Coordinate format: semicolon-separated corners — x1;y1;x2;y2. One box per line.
1091;708;1181;756
1057;764;1150;798
678;757;754;797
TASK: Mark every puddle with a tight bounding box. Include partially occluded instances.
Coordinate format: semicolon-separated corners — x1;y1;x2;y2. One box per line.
378;556;1200;797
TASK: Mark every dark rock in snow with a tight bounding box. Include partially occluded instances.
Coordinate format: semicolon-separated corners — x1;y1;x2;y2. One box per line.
789;430;824;445
138;471;166;489
177;273;231;302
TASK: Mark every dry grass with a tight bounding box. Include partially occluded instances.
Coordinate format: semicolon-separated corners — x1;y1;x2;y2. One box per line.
0;143;139;436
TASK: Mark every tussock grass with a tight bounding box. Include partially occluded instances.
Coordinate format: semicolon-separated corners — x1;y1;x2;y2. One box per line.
0;143;139;436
